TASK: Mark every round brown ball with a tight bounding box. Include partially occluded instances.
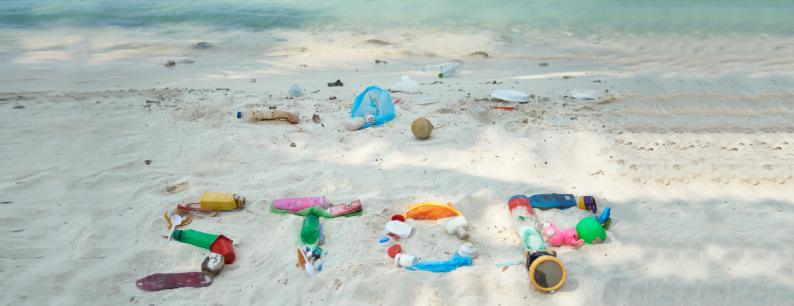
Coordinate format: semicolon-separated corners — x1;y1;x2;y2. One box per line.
411;117;434;139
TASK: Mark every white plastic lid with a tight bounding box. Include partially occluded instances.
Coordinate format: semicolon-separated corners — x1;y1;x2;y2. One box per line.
490;89;531;102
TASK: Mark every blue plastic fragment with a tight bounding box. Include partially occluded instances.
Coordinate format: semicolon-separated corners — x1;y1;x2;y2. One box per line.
406;254;472;272
596;207;611;224
527;194;577;210
494;258;525;267
379;237;389;243
318;264;323;271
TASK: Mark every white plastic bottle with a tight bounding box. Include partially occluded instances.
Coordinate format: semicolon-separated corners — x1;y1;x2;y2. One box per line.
469;104;490;123
422;61;463;78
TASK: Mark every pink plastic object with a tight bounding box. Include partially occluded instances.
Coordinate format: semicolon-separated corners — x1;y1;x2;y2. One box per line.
329;199;362;216
272;197;327;212
391;215;406;222
543;222;584;247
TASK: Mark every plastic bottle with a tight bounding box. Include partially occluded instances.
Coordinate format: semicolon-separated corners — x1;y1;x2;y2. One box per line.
469;104;490;123
289;85;302;97
343;114;373;131
199;192;245;211
173;229;236;263
458;242;477;258
237;110;300;124
508;196;545;250
445;216;470;240
422;61;463;78
300;213;320;244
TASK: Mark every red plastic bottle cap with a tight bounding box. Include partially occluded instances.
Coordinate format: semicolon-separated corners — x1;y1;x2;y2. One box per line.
209;235;235;264
391;215;406;222
388;244;402;258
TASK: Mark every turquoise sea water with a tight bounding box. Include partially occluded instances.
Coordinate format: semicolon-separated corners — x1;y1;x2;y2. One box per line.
2;0;793;34
1;0;793;67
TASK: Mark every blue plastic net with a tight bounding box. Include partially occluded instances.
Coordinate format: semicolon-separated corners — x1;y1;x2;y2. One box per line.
406;253;472;273
350;86;395;129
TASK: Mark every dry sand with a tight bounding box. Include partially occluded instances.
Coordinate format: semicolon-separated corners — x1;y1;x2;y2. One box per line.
2;53;793;305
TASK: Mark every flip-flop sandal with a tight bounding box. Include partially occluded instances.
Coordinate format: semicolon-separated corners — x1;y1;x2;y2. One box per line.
136;272;212;291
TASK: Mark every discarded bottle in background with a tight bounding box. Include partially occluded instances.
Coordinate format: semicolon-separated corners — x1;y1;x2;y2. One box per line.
469;104;490;123
237;110;300;124
422;61;463;78
289;85;302;97
300;213;320;244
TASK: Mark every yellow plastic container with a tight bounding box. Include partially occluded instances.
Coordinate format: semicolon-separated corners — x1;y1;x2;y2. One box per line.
200;193;245;211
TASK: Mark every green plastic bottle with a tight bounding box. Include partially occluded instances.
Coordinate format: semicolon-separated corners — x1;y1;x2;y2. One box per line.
300;213;320;244
173;229;219;249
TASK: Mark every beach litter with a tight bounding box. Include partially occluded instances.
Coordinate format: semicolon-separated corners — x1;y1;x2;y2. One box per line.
349;86;396;130
416;97;438;105
411;117;434;139
172;229;236;263
327;79;344;87
237;109;300;124
422;60;463;78
136;272;212;291
444;216;470;240
271;197;363;218
289;84;302;97
541;222;584;247
469;104;490;123
201;253;225;277
523;250;566;292
406;253;472;272
389;75;420;93
491;89;531;102
571;90;598;100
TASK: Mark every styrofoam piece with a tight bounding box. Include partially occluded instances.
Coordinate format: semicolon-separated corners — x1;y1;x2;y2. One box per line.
490;89;530;102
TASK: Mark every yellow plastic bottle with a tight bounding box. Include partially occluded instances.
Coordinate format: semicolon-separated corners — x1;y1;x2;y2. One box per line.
200;193;246;211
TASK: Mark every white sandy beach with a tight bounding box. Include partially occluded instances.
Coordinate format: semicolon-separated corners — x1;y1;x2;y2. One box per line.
2;48;794;305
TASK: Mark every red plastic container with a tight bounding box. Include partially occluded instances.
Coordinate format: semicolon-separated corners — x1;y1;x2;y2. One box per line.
391;214;406;222
209;235;235;264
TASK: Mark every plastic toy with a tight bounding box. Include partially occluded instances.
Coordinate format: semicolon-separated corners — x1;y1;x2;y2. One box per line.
542;222;584;247
596;207;611;230
578;196;597;213
404;202;462;220
575;217;607;244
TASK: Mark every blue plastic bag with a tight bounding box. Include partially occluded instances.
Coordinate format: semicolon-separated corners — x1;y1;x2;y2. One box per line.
350;86;395;129
406;253;472;273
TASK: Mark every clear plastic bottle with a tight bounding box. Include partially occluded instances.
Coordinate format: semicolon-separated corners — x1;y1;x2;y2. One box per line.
422;61;463;78
469;104;490;123
237;110;299;124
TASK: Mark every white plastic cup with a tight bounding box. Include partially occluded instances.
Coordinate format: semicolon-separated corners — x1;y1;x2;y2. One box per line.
385;220;412;239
